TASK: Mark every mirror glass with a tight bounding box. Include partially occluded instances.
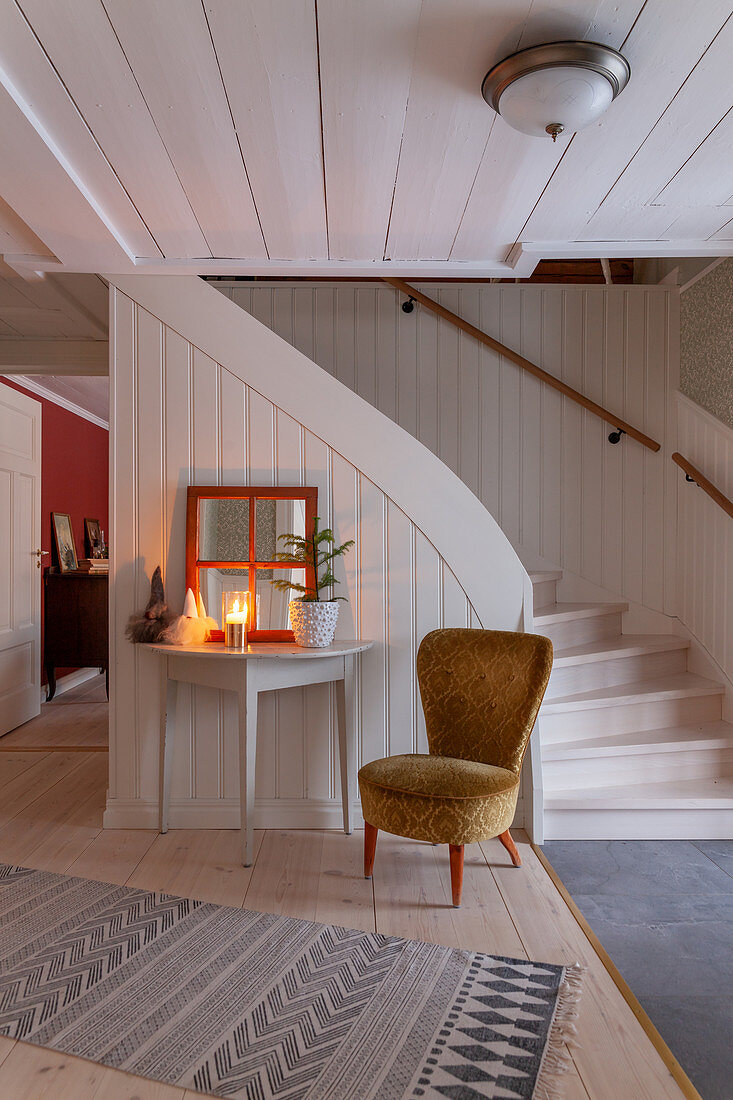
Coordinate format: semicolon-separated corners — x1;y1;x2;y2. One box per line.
199;498;249;562
254;568;295;631
255;497;306;562
198;566;250;630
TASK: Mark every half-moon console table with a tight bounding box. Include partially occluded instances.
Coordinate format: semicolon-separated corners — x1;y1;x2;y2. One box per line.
146;640;373;866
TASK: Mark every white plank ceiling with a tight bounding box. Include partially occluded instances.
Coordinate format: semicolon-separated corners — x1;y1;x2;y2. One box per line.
0;0;730;278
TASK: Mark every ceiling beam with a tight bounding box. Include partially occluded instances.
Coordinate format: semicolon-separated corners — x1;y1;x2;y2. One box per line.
0;339;108;373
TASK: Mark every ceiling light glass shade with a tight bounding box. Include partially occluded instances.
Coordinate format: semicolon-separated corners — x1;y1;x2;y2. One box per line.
482;41;630;140
496;65;614;137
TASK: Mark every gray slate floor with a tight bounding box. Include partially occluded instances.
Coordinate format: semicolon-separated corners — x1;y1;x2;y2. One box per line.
541;840;733;1100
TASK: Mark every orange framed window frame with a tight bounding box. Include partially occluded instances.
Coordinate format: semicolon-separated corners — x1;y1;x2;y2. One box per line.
185;485;318;642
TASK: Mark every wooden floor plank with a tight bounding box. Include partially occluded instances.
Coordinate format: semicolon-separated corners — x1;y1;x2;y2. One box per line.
0;1042;110;1099
482;832;684;1100
372;832;527;958
126;828;264;908
314;828;375;932
0;751;49;787
243;829;324;919
0;752;86;825
67;828;158;885
0;702;108;749
0;754;108;867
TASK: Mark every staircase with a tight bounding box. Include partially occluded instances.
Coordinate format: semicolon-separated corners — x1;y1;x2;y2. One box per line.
531;570;733;839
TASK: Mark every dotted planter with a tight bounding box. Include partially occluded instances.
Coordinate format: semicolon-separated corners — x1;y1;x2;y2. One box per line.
289;600;340;648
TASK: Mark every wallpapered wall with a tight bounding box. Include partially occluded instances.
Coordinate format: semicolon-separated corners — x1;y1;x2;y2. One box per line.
681;258;733;429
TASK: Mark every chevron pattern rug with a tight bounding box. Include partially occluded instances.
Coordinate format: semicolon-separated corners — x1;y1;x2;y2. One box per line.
0;864;581;1099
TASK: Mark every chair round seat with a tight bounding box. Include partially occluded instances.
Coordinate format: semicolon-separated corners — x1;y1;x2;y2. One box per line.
358;753;520;846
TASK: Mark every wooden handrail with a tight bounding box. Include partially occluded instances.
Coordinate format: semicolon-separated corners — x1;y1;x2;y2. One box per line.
383;277;661;453
672;453;733;519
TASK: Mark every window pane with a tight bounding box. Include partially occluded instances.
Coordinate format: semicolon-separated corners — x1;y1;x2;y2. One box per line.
199;498;249;561
198;566;250;629
256;497;306;563
255;566;308;630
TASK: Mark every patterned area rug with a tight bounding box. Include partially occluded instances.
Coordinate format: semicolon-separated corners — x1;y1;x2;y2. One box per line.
0;864;581;1099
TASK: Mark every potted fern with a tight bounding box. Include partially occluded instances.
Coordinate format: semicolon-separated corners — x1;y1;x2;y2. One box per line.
270;517;354;647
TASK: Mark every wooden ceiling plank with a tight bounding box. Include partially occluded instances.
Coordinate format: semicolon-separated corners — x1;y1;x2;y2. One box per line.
0;194;54;260
0;0;161;260
653;107;733;209
390;0;642;262
519;0;733;245
384;0;533;261
7;274;109;339
317;0;422;260
578;17;733;240
101;0;266;259
449;0;647;262
0;339;108;372
0;83;132;271
205;0;327;260
17;0;211;261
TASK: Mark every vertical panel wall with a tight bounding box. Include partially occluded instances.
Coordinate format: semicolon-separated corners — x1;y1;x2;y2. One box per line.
107;283;530;830
219;283;679;615
677;394;733;681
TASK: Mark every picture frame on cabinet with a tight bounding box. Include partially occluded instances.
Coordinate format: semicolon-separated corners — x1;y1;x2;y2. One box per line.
84;517;102;557
52;512;78;573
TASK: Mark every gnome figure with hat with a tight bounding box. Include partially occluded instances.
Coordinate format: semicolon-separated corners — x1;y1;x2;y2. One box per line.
126;566;217;646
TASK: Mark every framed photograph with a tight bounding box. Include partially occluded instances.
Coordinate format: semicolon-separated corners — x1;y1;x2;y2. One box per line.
52;512;78;572
84;517;102;557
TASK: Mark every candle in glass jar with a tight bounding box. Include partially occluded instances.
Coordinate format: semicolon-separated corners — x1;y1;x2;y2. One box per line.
223;592;248;649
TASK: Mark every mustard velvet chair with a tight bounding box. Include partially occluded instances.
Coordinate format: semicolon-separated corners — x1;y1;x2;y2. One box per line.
358;628;553;907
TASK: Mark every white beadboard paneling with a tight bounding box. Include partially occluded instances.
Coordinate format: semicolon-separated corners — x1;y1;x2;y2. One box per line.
108;278;525;829
223;282;677;615
677;395;733;680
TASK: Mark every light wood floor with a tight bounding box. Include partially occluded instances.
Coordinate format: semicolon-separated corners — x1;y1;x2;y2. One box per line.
0;680;688;1099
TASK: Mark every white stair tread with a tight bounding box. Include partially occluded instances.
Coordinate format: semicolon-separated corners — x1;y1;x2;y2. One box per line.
545;721;733;759
542;672;724;712
529;570;562;583
546;776;733;809
553;634;689;666
534;601;628;625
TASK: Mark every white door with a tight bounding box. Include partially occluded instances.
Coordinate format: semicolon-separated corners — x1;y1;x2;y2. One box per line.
0;384;42;735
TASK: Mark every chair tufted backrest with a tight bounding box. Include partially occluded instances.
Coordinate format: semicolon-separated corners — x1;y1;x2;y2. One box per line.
416;628;553;776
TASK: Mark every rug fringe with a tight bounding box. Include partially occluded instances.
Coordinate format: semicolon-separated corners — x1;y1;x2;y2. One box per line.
533;963;584;1100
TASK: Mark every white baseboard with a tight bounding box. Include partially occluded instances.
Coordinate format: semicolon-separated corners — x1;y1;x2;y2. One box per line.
103;796;526;832
103;797;366;831
43;667;102;703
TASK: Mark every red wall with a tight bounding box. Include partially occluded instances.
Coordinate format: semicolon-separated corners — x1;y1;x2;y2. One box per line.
1;378;108;681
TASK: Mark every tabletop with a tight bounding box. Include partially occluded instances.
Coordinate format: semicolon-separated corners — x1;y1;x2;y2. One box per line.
145;640;373;660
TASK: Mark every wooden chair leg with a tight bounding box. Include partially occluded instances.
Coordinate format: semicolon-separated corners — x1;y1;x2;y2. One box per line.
498;829;522;867
364;822;378;878
449;844;464;907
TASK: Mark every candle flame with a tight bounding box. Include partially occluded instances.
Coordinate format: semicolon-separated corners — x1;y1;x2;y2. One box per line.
232;598;240;614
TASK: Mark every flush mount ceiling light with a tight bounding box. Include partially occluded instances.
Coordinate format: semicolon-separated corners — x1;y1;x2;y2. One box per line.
482;40;630;141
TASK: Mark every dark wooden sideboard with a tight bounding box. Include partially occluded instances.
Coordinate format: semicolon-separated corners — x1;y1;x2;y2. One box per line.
44;571;108;700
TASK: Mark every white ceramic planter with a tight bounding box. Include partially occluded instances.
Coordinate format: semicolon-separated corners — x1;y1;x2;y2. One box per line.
289;600;339;648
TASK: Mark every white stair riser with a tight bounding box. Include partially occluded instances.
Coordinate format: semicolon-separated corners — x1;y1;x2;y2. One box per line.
532;579;557;609
547;648;688;698
544;748;733;789
540;692;723;743
538;612;623;649
544;808;733;840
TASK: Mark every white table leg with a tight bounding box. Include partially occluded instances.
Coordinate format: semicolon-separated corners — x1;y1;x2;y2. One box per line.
158;663;176;834
238;668;259;866
335;655;355;835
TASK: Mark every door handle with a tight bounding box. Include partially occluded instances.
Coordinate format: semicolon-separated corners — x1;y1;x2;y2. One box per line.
35;548;49;569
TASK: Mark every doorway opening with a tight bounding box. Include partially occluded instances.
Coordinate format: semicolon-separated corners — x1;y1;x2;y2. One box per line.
0;373;109;755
